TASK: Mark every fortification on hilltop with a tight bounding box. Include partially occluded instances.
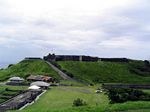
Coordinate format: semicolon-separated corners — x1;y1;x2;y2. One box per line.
43;53;130;62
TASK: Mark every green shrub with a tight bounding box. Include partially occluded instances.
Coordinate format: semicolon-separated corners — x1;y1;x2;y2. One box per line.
8;64;14;68
73;98;87;107
107;88;150;103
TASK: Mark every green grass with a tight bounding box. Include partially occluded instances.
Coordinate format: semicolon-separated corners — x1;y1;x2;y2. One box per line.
108;101;150;112
0;85;27;91
22;86;108;111
59;80;86;86
124;109;150;112
5;60;150;112
57;61;150;84
19;101;150;112
14;86;150;112
0;59;61;81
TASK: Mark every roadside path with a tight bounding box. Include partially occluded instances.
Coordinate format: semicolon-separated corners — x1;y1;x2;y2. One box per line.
46;61;74;80
46;61;89;86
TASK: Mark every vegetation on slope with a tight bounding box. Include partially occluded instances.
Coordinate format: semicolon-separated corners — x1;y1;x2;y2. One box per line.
107;88;150;103
57;61;150;84
0;59;61;81
129;60;150;77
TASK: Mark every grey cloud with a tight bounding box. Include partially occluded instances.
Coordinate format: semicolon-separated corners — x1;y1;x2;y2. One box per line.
32;19;56;28
1;0;150;63
0;16;22;25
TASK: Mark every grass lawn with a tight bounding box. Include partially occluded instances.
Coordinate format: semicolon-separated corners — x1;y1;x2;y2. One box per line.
59;80;86;86
10;86;150;112
22;86;108;111
125;109;150;112
108;101;150;112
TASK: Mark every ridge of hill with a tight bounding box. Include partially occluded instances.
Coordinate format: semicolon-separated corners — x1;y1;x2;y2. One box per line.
0;59;61;81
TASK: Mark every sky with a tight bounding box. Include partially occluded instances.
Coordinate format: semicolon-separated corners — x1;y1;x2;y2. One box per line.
0;0;150;64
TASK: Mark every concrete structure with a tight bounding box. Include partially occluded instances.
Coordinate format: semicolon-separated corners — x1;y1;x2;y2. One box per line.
43;53;99;62
31;81;50;89
28;85;41;90
9;77;24;83
24;57;42;60
99;58;129;62
44;53;130;62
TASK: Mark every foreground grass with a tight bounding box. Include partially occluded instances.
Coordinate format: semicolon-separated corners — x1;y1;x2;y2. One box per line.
0;59;61;81
58;61;150;84
126;109;150;112
8;86;150;112
108;101;150;112
19;101;150;112
24;86;108;110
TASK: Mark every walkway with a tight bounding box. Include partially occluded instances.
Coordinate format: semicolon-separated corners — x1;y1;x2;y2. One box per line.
46;61;89;86
46;61;74;80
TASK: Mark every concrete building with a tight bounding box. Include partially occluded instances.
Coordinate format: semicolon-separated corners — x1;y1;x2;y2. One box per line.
31;81;50;89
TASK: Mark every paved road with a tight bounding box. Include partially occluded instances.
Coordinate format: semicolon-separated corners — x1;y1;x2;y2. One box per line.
46;61;89;86
46;61;74;80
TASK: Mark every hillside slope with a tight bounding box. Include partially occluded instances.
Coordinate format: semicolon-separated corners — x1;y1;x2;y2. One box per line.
0;59;61;81
57;61;150;84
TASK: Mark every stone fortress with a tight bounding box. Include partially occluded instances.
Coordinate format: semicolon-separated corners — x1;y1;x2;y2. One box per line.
43;53;129;62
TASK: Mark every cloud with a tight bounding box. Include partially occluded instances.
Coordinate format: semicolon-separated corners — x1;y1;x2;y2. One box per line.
0;0;150;63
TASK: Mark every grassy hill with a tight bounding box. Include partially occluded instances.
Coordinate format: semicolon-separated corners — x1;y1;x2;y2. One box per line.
57;60;150;84
1;59;150;84
0;59;61;81
0;59;150;112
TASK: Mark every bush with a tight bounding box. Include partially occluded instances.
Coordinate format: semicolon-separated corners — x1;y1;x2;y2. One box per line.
8;64;13;68
73;98;87;107
107;88;150;103
144;60;150;66
67;72;74;78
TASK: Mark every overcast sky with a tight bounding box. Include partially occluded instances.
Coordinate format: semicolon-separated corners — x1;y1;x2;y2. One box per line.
0;0;150;63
